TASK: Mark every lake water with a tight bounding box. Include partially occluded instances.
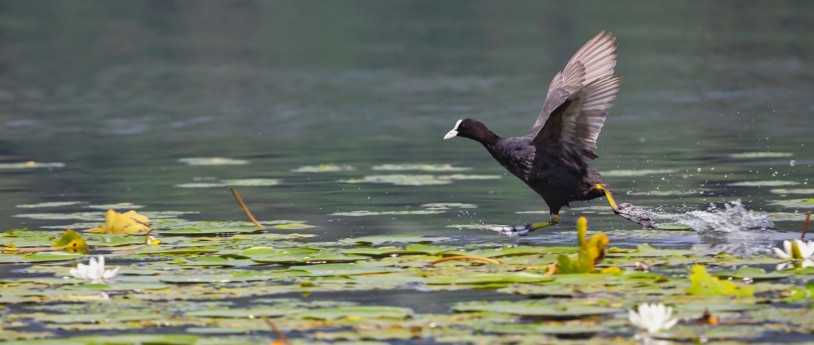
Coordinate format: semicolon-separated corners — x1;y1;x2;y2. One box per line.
1;1;812;342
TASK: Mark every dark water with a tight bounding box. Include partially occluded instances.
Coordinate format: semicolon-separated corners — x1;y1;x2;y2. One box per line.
1;2;812;260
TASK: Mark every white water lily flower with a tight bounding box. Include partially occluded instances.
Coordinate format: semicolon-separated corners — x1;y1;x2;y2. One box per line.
772;239;814;260
628;303;678;334
69;255;119;284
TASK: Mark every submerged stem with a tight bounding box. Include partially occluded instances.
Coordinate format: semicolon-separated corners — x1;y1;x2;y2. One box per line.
430;255;502;265
229;187;264;228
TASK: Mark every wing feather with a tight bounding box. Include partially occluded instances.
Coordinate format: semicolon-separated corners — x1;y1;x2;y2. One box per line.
532;74;621;159
529;31;618;137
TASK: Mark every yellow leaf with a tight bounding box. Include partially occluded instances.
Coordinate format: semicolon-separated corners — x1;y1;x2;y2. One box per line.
102;209;152;234
51;229;88;254
556;217;610;274
686;265;754;297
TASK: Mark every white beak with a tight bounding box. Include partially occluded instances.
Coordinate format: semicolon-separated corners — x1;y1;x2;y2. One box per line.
443;119;462;140
443;129;458;140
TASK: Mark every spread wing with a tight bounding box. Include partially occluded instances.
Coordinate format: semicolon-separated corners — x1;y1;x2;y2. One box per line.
531;74;621;159
528;31;618;138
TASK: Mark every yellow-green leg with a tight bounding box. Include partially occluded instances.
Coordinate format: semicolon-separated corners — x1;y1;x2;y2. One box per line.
595;184;619;213
595;183;655;227
490;214;559;237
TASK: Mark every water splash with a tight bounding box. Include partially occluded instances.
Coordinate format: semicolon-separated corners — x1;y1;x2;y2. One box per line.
659;200;774;233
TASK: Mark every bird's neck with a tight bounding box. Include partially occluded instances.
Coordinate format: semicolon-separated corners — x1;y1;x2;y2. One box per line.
477;130;501;149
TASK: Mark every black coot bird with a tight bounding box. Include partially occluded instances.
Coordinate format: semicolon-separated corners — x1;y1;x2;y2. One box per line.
443;31;653;236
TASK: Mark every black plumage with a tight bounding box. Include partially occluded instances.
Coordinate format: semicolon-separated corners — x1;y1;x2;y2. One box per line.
444;31;651;233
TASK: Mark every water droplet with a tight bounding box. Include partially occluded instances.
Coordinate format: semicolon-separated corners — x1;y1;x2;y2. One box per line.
697;168;702;172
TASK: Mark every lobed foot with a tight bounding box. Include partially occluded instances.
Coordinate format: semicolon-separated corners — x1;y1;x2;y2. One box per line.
615;203;655;228
487;215;559;237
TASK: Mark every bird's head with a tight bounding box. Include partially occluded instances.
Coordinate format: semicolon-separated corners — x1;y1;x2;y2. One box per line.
443;118;490;141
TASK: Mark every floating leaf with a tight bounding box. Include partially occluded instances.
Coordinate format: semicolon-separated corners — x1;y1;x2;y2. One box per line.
686;265;754;297
298;306;414;320
339;234;451;245
0;161;65;169
770;188;814;195
291;163;355;173
600;169;678;177
768;198;814;208
16;201;83;208
176;179;280;188
655;223;693;230
556;217;610;274
85;209;151;234
371;163;470;171
728;180;799;187
178;157;248;165
420;203;477;209
729;152;793;158
339;174;452;186
24;251;84;262
85;202;145;210
452;301;621;319
330;210;444;216
51;229;87;254
629;190;703;196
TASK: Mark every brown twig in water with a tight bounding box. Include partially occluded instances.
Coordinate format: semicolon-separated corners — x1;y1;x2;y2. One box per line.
262;316;290;345
430;255;502;265
229;187;264;228
802;210;811;240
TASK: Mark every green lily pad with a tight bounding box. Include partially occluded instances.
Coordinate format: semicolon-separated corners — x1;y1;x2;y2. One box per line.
770;188;814;195
338;234;451;245
16;201;83;208
176;178;280;188
292;163;355;173
24;251;84;262
158;227;264;236
371;163;470;171
452;301;622;319
421;203;477;209
0;161;65;169
340;174;451;186
655;223;693;230
178;157;248;165
297;306;413;320
769;198;814;208
330;210;445;216
729;152;793;158
729;180;799;187
600;169;678;177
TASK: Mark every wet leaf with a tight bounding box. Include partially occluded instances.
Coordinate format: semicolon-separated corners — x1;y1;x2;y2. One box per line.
769;198;814;208
51;229;87;254
0;161;65;169
729;151;793;158
24;251;84;262
728;180;799;187
84;209;152;234
600;169;678;177
292;163;355;172
338;234;451;245
371;163;470;171
452;301;622;319
297;306;413;320
178;157;248;165
770;188;814;195
16;201;83;208
686;265;754;297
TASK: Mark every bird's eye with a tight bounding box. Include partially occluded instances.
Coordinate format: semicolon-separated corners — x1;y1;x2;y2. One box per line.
460;124;466;129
